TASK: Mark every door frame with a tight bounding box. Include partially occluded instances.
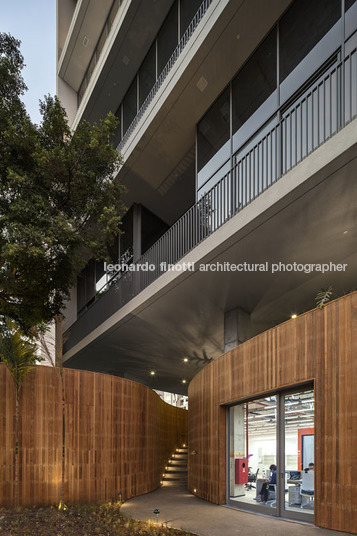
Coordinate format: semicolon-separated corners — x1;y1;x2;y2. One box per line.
226;384;314;523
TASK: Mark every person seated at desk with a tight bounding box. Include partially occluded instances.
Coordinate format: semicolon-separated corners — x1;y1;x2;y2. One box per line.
304;462;314;473
256;464;277;503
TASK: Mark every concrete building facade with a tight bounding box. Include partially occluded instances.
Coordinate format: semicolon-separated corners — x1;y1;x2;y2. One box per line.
57;0;357;530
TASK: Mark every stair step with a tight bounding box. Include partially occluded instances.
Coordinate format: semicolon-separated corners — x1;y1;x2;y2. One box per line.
162;446;189;487
165;469;187;474
162;476;187;482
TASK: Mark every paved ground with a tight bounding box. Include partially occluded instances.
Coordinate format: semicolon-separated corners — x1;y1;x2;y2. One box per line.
121;483;347;536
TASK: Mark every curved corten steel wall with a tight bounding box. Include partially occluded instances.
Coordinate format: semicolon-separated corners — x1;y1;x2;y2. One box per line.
188;292;357;534
0;365;187;507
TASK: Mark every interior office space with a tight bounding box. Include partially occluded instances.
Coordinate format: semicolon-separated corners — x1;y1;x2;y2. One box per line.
57;0;357;532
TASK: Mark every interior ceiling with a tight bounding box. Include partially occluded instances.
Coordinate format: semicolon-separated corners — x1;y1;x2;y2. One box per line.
64;152;357;395
247;391;314;436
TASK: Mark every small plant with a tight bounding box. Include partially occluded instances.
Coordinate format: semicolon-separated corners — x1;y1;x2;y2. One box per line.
315;286;333;309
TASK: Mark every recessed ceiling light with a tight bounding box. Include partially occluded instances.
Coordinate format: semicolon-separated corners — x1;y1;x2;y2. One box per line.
291;314;297;319
150;371;155;376
182;379;187;384
183;357;189;363
343;230;349;234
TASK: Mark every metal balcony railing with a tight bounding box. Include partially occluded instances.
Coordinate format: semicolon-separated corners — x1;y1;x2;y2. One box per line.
66;48;356;348
117;0;213;152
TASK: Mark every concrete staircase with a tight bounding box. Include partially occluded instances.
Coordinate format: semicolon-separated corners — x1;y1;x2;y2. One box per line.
162;446;188;486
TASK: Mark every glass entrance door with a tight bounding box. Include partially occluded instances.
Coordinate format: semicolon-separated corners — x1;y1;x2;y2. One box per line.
228;396;278;515
227;387;314;522
280;388;315;521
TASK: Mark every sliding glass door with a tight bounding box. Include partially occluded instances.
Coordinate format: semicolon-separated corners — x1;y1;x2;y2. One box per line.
228;396;278;515
280;389;314;520
227;387;314;522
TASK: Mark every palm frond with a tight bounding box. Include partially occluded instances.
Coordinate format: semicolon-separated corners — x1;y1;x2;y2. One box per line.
315;286;333;309
0;318;38;391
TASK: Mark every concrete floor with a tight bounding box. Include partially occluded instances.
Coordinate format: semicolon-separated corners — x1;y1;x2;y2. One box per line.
121;483;348;536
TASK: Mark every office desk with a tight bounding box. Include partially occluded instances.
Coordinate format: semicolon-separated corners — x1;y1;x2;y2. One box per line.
288;485;302;505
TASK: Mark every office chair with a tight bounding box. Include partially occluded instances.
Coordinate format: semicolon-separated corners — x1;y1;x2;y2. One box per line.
245;468;259;490
300;471;314;508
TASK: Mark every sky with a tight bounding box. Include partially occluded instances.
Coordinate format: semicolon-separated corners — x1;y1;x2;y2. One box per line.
1;0;56;124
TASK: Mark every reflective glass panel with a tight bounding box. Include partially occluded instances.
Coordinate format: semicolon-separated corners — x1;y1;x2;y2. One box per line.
180;0;202;37
279;0;341;82
157;0;178;73
197;87;230;172
232;29;277;132
284;390;314;516
139;43;156;107
123;78;137;133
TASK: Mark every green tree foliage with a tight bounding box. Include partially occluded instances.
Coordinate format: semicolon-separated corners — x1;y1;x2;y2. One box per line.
0;33;126;329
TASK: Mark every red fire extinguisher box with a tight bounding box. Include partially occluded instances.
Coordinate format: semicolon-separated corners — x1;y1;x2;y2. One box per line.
235;458;248;484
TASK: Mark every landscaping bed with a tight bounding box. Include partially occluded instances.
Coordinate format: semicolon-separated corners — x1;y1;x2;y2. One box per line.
0;503;195;536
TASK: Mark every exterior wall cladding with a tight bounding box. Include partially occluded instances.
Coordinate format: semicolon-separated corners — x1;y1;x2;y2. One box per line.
57;0;357;531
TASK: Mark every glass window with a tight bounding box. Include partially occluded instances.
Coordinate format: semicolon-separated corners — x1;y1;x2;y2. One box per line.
112;104;122;146
279;0;341;83
107;234;119;263
197;87;230;172
180;0;202;37
284;390;314;515
141;207;169;254
123;78;137;134
85;259;96;304
139;43;156;107
157;0;178;74
95;260;106;293
120;207;133;261
232;29;277;133
345;0;356;10
77;269;86;313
